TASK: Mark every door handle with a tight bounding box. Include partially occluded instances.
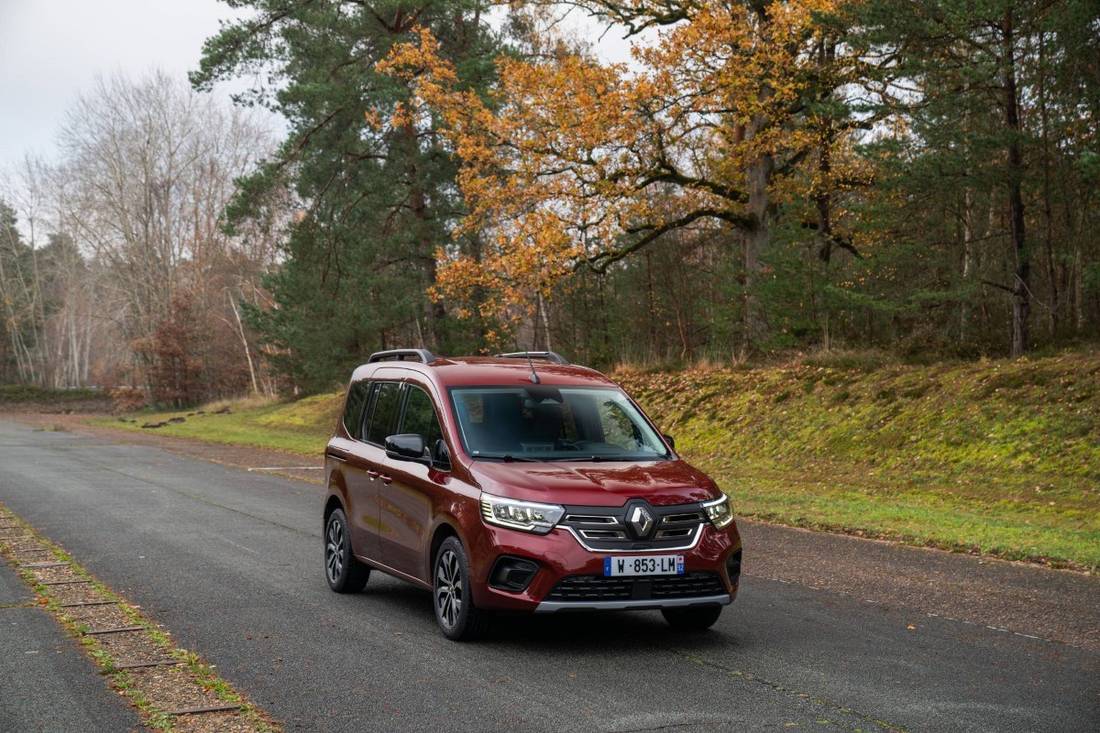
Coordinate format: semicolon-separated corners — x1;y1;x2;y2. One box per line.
366;469;379;480
380;474;393;485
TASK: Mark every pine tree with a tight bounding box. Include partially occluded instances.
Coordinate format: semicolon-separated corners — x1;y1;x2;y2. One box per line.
192;1;503;389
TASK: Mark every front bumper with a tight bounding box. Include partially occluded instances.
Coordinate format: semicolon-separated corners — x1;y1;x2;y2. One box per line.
535;593;731;613
467;519;741;613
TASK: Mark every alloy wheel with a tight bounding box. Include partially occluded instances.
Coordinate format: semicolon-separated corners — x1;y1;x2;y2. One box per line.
435;548;463;629
325;517;344;584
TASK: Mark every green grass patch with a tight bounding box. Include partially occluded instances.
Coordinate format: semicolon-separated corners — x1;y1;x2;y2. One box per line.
92;392;343;456
96;351;1100;570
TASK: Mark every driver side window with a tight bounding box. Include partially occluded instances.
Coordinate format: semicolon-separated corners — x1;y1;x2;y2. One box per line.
400;386;447;468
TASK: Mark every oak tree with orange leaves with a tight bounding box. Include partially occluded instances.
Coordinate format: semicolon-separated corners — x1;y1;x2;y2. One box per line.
381;0;869;354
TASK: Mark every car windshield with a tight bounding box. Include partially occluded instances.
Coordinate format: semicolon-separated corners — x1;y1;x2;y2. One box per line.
450;385;670;461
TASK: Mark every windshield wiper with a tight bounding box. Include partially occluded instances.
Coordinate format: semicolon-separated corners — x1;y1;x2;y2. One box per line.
473;453;541;462
548;455;639;462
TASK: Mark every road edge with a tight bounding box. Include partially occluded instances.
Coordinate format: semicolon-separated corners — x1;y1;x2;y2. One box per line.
0;501;280;732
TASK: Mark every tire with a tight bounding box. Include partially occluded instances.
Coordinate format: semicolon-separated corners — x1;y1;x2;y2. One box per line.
433;536;490;641
661;605;723;631
324;508;370;593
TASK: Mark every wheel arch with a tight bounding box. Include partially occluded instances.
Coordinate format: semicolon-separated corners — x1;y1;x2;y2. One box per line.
323;462;350;531
427;519;463;578
323;494;345;530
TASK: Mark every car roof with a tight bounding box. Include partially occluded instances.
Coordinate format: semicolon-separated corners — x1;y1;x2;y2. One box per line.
349;356;617;390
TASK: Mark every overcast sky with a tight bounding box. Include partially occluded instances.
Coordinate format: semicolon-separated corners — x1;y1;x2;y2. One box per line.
0;1;634;171
0;0;249;168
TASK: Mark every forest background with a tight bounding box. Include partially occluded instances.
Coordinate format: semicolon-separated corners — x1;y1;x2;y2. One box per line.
1;0;1097;404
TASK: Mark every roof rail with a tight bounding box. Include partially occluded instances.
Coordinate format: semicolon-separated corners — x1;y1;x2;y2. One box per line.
494;351;570;365
367;348;437;364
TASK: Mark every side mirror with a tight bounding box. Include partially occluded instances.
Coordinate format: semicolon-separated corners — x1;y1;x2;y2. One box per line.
663;433;676;450
433;438;451;469
385;434;428;464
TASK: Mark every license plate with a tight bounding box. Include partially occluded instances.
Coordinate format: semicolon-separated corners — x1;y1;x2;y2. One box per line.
603;555;684;577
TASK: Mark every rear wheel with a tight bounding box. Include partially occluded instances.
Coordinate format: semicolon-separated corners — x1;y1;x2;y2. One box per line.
324;508;369;593
661;605;722;631
433;537;489;641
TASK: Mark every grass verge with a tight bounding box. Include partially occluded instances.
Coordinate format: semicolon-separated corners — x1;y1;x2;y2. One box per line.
94;352;1099;571
92;393;340;456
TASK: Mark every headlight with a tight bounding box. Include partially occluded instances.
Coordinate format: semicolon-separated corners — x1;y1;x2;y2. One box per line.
702;495;734;529
480;493;565;534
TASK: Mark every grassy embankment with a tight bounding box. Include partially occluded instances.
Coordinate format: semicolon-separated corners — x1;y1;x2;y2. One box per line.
95;352;1100;571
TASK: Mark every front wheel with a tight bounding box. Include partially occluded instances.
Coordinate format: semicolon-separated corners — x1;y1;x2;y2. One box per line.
661;605;722;631
324;508;369;593
433;537;490;641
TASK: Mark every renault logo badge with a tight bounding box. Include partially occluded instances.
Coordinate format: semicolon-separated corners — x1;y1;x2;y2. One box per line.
628;505;654;538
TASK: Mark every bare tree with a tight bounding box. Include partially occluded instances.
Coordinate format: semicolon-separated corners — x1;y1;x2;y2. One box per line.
2;71;282;401
48;71;280;398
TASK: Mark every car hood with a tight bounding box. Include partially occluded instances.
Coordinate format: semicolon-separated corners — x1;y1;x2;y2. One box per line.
467;458;718;507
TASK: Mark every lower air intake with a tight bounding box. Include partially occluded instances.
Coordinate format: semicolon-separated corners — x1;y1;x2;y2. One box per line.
545;572;725;603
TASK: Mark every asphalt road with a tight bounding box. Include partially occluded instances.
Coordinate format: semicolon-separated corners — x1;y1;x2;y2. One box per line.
0;419;1096;732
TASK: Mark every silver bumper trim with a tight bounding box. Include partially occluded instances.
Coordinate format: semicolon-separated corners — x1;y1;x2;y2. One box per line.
534;593;731;613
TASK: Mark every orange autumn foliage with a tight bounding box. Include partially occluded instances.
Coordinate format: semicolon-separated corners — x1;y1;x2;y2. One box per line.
379;1;863;332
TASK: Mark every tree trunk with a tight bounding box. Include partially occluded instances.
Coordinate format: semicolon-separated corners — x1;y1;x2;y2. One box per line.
961;188;974;344
403;122;446;348
742;151;773;359
538;293;552;352
229;295;259;395
644;249;658;358
739;27;774;361
815;115;835;350
1073;242;1085;333
1037;29;1058;339
1003;8;1029;357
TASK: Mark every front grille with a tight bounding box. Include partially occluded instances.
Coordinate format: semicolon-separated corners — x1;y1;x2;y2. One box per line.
560;501;706;551
547;576;633;601
546;572;725;602
651;573;725;597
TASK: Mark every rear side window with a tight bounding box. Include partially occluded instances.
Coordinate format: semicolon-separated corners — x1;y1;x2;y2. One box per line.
342;381;370;439
365;382;401;445
401;386;444;454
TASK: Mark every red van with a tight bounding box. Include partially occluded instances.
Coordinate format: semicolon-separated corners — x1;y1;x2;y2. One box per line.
322;350;741;640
